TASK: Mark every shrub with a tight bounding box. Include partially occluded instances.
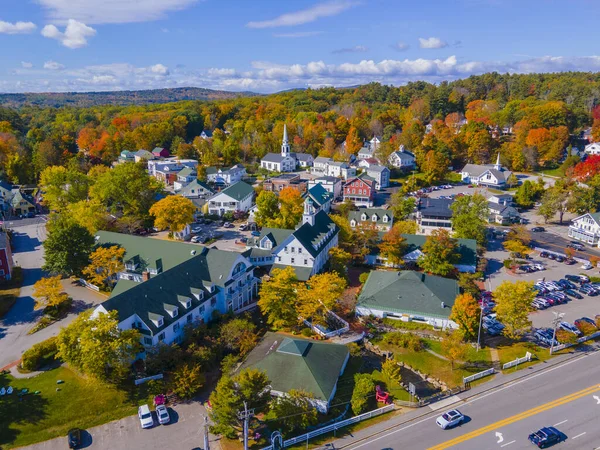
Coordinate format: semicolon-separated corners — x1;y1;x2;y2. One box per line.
556;329;578;345
351;373;375;414
301;327;313;337
576;321;597;336
359;272;370;284
503;259;513;269
382;332;425;352
346;342;362;357
21;337;58;371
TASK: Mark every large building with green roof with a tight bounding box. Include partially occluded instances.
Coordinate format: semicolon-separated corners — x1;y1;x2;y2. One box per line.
356;270;460;329
239;332;349;412
93;232;259;347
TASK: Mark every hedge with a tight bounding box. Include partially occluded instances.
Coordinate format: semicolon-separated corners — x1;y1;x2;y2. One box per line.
21;337;58;371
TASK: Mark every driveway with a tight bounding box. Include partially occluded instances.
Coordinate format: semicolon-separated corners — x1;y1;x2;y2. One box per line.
0;221;106;369
21;401;219;450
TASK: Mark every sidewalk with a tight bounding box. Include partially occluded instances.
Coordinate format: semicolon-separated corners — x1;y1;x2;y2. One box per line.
325;343;599;450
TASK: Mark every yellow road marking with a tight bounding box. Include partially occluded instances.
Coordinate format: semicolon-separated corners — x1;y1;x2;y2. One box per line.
428;384;600;450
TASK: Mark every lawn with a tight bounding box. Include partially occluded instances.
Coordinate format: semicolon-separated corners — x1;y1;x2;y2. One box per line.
0;366;144;449
382;318;441;334
389;171;461;186
0;267;23;319
370;370;411;401
496;341;552;371
537;167;565;178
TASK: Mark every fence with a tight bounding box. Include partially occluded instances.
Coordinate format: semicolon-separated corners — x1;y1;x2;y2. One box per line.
134;373;163;385
552;330;600;353
463;367;495;384
303;310;350;338
502;352;532;370
78;278;100;292
261;404;395;450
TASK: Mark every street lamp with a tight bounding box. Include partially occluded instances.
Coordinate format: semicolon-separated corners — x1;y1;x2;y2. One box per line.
550;311;565;355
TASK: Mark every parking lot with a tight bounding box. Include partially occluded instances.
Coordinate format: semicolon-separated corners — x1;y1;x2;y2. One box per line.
189;220;255;252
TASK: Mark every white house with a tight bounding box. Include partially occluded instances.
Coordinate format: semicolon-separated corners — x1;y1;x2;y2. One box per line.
173;167;198;191
366;165;390;190
416;197;453;235
388;145;416;170
303;184;333;213
208;181;255;216
327;161;356;180
348;208;394;231
92;233;259;347
308;176;343;200
312;157;331;175
247;197;339;281
261;125;310;173
460;154;513;187
357;146;375;160
357;158;380;169
177;179;214;199
584;143;600;155
296;153;314;168
206;164;246;186
356;270;459;330
568;212;600;246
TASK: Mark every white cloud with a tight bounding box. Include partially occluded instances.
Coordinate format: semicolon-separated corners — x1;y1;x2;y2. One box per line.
41;19;96;48
273;31;324;38
21;62;33;69
392;41;410;51
247;0;359;28
332;45;368;54
35;0;200;25
43;60;65;70
419;37;448;49
7;55;600;94
0;21;37;34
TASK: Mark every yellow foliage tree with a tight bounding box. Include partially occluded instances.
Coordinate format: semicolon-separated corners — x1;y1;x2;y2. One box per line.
297;272;347;326
149;195;195;233
32;275;69;310
83;245;126;289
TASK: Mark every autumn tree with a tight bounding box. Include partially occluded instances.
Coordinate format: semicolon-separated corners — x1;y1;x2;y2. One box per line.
254;190;279;228
219;317;258;357
149;195;195;234
351;373;375;414
297;272;347;325
449;293;480;341
493;280;535;340
422;150;449;185
39;166;91;212
258;266;299;329
328;247;352;279
381;357;401;385
378;224;407;266
170;363;205;399
83;245;126;290
418;229;459;276
390;193;416;220
539;184;569;224
345;126;363;155
392;220;418;234
275;187;304;229
441;331;469;370
267;390;318;435
32;275;69;310
451;193;489;246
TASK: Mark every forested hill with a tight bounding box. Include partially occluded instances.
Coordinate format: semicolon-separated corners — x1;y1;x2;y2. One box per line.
0;87;259;108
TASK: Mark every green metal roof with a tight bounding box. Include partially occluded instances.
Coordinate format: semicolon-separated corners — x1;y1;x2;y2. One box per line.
270;263;313;281
218;181;254;201
357;270;459;319
304;184;333;208
348;208;394;227
240;332;349;402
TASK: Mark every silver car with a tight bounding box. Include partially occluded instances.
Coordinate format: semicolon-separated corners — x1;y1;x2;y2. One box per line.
156;405;170;425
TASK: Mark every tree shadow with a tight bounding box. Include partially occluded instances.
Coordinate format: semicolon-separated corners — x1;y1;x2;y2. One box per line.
11;231;42;254
0;372;49;447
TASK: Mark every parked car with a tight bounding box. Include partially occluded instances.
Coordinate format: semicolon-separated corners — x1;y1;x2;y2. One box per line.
191;236;202;243
156;405;170;425
26;211;35;218
563;258;576;265
223;222;234;228
436;409;464;429
564;289;583;299
581;262;593;270
559;321;582;336
531;227;545;232
539;251;549;258
138;405;154;429
67;428;82;449
528;426;562;448
191;227;202;234
555;255;565;263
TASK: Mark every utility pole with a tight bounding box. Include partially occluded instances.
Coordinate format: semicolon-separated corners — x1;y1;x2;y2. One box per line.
238;401;254;450
476;296;486;352
550;311;565;355
203;416;210;450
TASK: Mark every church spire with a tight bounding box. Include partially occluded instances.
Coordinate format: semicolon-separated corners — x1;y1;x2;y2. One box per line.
494;152;501;170
281;124;290;156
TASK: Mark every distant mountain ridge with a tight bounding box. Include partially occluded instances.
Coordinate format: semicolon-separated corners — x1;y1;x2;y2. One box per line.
0;87;259;108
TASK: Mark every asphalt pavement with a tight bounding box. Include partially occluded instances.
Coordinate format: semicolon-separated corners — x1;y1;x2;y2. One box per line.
329;346;600;450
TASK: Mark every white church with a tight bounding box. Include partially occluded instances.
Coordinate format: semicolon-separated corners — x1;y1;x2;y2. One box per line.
260;125;314;173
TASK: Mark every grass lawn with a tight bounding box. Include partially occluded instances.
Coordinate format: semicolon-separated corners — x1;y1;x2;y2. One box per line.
382;318;441;334
0;366;144;449
370;370;410;401
537;167;564;178
389;171;461;186
497;341;552;371
0;267;23;319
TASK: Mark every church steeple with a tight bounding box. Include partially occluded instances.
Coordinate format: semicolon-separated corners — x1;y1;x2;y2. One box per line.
281;124;290;157
493;152;501;171
302;197;316;226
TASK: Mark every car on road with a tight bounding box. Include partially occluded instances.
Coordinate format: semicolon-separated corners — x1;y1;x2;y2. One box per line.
436;409;464;429
138;404;154;429
156;405;170;425
531;227;545;232
191;236;202;243
567;242;585;251
559;321;582;336
528;426;562;448
67;428;82;449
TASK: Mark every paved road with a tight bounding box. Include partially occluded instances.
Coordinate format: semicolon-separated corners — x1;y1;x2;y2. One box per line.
330;347;600;450
0;221;106;369
531;229;600;260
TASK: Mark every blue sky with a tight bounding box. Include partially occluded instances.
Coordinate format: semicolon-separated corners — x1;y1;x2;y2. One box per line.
1;0;600;93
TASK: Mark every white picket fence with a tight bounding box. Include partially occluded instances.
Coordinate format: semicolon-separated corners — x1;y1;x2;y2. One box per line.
303;310;350;338
79;278;100;292
463;367;495;384
134;373;163;385
261;404;395;450
502;352;532;370
552;330;600;353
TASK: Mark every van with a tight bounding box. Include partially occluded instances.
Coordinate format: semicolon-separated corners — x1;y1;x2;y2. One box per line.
568;242;585;251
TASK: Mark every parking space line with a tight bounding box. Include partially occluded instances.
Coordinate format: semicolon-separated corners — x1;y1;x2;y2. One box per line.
572;432;586;439
500;440;516;447
553;419;568;426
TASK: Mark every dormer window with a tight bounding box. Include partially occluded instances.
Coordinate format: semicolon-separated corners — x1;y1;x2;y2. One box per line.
350;220;356;227
382;215;388;223
361;214;367;221
158;318;164;327
372;215;377;222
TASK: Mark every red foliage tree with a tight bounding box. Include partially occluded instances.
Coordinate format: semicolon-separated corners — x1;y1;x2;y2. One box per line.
573;155;600;181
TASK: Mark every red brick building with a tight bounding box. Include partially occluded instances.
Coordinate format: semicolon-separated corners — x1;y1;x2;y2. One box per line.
0;232;14;280
343;175;375;207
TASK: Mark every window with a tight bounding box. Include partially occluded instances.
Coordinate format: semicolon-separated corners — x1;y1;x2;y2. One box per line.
157;318;164;327
304;259;308;265
187;314;192;323
284;246;288;253
291;247;295;253
298;248;303;254
186;300;191;309
199;305;205;315
173;322;180;333
383;216;388;223
291;258;295;264
144;337;152;346
172;309;178;318
158;333;165;342
278;256;282;262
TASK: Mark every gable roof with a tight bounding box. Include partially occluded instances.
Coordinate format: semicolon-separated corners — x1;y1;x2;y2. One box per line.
348;208;394;226
248;227;294;255
292;210;338;258
358;270;459;319
314;156;333;164
296;153;313;162
179;179;214;197
262;153;286;163
367;164;389;174
344;174;375;188
390;150;416;161
417;197;453;218
304;184;333;208
461;163;511;182
240;332;349;402
217;181;254;201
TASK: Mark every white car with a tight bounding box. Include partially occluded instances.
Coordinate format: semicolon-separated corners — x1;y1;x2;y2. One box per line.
581;262;593;270
156;405;170;425
138;404;154;428
436;409;464;429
